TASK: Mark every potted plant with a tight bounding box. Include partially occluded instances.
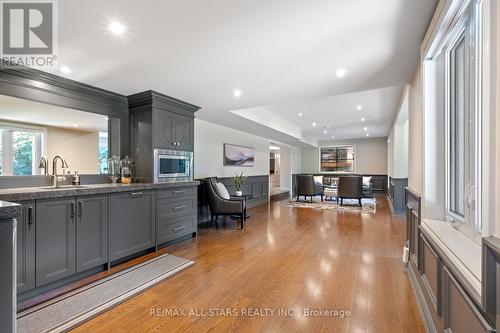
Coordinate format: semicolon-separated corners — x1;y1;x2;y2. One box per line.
233;172;248;196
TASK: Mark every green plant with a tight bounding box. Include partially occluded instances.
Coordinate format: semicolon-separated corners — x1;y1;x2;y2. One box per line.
233;172;248;191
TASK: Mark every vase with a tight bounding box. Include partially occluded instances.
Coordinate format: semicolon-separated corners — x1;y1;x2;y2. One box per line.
235;190;243;196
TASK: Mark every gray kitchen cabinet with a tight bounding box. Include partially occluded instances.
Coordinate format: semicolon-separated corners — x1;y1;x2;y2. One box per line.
76;195;108;273
153;110;194;151
172;113;194;151
109;191;155;261
36;197;76;287
16;201;36;293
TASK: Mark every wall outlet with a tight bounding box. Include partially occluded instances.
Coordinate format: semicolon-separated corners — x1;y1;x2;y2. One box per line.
402;246;410;263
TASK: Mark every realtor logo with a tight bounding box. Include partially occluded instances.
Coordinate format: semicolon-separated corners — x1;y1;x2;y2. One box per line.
0;0;58;68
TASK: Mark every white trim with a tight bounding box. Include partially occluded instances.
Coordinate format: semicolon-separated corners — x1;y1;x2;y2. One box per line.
421;219;481;295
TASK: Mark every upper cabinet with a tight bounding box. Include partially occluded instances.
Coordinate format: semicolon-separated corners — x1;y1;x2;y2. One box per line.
128;90;200;182
153;110;194;151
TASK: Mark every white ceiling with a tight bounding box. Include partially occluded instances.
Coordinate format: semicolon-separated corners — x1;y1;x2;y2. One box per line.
42;0;436;146
0;95;108;131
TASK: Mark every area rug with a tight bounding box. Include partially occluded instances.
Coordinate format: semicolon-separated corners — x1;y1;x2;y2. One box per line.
17;254;194;333
281;197;377;214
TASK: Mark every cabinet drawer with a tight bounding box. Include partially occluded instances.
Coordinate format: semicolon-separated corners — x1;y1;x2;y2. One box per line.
157;216;194;244
157;187;194;199
156;197;195;220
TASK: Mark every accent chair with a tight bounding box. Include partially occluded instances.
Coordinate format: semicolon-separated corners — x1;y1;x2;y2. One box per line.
338;176;363;206
296;175;324;203
205;177;247;229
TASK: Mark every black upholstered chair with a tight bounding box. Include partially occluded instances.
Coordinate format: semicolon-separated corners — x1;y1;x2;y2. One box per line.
338;176;363;206
205;177;246;229
296;175;324;203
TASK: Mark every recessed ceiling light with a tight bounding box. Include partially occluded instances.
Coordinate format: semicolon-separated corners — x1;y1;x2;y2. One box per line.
357;105;363;110
323;130;328;134
366;133;370;137
60;66;71;74
361;117;366;122
109;21;126;35
73;124;78;128
363;127;368;131
331;135;335;139
335;68;347;78
233;89;242;97
298;113;303;116
312;122;317;127
326;125;330;129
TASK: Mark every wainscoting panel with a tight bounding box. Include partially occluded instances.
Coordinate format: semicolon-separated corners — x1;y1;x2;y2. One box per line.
389;177;408;214
404;188;497;333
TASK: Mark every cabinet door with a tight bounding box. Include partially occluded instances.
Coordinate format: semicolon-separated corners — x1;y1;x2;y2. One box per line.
36;198;76;287
76;195;108;273
174;114;194;151
153;109;176;149
17;201;36;293
109;191;155;261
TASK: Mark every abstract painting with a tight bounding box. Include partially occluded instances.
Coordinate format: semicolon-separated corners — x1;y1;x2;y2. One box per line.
224;143;255;167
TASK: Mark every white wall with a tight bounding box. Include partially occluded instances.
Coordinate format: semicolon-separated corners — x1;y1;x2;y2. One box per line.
194;119;270;178
408;63;423;194
301;137;388;174
47;127;99;174
275;143;292;192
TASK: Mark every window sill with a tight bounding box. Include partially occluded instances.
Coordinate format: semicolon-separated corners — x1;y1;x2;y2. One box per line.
421;219;481;296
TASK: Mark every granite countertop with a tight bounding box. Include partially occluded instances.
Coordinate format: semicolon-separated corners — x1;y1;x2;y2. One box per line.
0;200;21;220
0;181;200;202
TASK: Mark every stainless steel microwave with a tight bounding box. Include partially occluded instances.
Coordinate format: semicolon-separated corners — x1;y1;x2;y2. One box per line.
153;149;193;183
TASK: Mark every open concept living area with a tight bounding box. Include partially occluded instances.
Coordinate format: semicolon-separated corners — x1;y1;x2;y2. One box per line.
0;0;500;332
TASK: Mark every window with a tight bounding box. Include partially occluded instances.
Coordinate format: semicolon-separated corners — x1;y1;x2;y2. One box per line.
445;2;481;236
319;146;355;173
98;131;109;174
0;124;45;176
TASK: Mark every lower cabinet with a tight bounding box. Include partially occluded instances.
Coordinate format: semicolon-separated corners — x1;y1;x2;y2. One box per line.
109;191;155;261
156;186;197;245
34;195;109;288
36;197;76;287
16;201;36;293
76;195;108;273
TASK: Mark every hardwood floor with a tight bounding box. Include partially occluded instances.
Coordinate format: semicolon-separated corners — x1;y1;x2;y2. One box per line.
71;195;424;333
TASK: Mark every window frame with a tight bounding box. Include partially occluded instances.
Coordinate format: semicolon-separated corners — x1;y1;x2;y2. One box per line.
443;1;482;238
0;121;47;176
318;145;356;173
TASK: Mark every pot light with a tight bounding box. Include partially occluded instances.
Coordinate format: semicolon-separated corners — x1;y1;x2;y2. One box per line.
109;21;126;35
323;130;328;134
60;66;72;74
335;68;347;78
312;122;317;127
366;133;370;137
361;117;366;122
233;89;242;97
73;124;78;128
298;113;303;116
363;127;368;131
331;136;335;139
357;105;363;110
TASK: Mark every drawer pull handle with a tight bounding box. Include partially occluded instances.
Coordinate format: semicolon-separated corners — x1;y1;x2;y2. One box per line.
70;202;75;218
173;190;186;194
173;205;186;210
130;192;143;196
172;225;186;231
28;206;33;226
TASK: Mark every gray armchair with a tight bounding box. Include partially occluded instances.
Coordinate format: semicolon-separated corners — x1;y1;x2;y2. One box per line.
296;175;324;203
338;176;363;206
205;177;246;229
